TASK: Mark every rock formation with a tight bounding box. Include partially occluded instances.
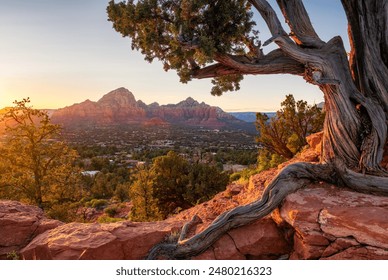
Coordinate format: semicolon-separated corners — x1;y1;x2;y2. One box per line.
0;201;63;260
51;88;147;125
20;220;184;260
51;87;251;130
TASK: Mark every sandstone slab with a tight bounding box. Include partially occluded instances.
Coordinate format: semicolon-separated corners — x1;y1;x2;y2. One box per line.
0;200;62;259
280;185;388;259
21;220;183;260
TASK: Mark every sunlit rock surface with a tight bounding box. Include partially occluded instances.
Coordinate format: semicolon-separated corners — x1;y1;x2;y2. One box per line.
0;200;63;259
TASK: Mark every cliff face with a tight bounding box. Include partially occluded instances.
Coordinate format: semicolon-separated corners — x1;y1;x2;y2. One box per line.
51;88;248;129
51;88;147;125
3;133;388;260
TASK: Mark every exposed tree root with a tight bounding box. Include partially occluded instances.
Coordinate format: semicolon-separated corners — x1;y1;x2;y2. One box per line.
335;162;388;195
147;162;335;259
147;161;388;259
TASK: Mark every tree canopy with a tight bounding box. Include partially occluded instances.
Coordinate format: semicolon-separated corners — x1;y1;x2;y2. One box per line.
107;0;263;95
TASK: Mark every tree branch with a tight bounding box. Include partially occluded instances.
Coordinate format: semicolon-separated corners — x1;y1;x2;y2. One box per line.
248;0;323;66
191;49;304;79
276;0;325;48
248;0;287;37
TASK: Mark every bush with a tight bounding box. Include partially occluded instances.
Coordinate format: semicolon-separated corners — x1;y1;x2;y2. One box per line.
6;251;20;260
97;215;124;223
114;183;130;202
229;172;242;182
85;199;108;210
230;166;260;183
46;202;79;222
104;206;118;217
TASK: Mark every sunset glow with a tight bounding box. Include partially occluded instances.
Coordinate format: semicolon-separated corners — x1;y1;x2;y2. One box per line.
0;0;348;111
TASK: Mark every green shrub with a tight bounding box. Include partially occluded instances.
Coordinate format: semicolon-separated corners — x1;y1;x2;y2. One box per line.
230;166;260;183
97;215;124;223
46;202;78;222
130;152;229;221
104;206;118;217
230;172;242;182
85;199;108;210
114;183;130;202
6;251;20;260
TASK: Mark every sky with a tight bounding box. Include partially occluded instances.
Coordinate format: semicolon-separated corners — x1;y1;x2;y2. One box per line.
0;0;349;112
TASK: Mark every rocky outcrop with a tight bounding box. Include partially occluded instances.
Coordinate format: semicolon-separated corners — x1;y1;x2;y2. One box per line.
0;200;63;259
14;182;388;260
193;218;291;260
306;131;323;154
51;87;251;130
279;185;388;259
20;220;184;260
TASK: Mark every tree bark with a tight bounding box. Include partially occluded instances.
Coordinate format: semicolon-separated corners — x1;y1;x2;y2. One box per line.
342;0;388;117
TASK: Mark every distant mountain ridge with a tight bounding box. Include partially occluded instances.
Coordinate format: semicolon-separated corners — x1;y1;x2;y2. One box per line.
51;87;254;131
229;112;276;123
230;102;324;123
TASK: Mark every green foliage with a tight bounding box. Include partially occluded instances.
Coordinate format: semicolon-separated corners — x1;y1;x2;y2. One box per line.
229;172;242;182
211;74;243;96
131;148;170;161
85;199;108;210
256;149;272;172
129;151;229;221
214;149;257;165
129;166;163;222
76;149;135;201
185;162;229;205
151;151;191;216
97;215;124;223
107;0;257;95
6;251;20;260
0;99;82;209
256;95;324;171
80;167;133;200
230;166;260;183
45;202;79;223
104;206;118;217
90;157;111;171
114;183;131;202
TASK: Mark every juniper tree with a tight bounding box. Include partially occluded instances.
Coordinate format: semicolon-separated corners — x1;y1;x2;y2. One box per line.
256;94;324;167
107;0;388;259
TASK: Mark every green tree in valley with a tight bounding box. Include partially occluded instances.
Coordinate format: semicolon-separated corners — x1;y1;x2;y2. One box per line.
151;151;190;217
256;94;324;170
129;151;229;221
129;166;163;222
185;162;229;205
0;99;82;212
